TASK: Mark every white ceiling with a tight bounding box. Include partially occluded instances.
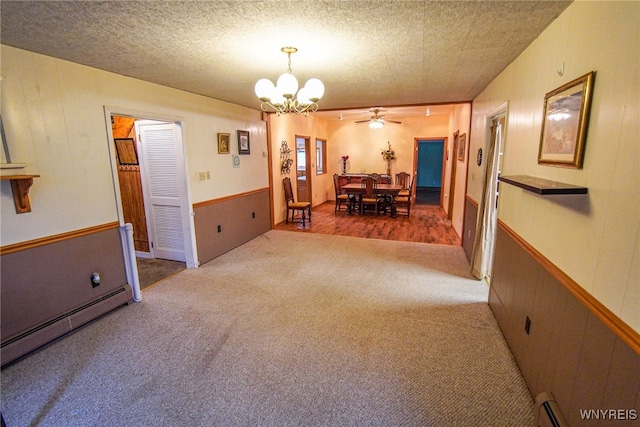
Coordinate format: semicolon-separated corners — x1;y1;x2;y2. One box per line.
1;1;571;120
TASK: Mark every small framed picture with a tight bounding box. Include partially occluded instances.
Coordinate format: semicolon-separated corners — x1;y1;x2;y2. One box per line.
457;133;466;162
237;130;250;154
538;71;595;168
217;133;230;154
114;138;139;165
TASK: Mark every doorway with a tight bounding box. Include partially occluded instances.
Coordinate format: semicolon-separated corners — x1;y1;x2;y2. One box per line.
295;135;312;202
415;138;445;206
105;108;195;293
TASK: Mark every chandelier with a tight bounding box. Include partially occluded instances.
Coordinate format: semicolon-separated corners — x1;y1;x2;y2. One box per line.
255;47;325;116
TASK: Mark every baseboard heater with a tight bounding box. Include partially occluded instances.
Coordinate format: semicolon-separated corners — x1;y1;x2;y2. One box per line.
536;392;568;427
1;284;133;367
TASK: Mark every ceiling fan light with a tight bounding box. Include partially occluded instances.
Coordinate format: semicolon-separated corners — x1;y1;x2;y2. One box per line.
369;120;384;129
255;78;274;101
276;72;298;98
304;78;324;101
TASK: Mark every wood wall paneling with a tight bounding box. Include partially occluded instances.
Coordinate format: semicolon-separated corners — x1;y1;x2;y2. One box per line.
194;189;270;265
489;223;640;424
1;225;128;341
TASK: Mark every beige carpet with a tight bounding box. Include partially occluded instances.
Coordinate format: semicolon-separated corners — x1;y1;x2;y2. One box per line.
1;231;535;426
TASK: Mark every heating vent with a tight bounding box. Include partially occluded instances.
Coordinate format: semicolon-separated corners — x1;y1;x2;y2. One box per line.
536;392;568;427
1;285;133;367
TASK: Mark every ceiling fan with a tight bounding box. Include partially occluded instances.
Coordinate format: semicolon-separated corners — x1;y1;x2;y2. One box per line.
355;108;402;129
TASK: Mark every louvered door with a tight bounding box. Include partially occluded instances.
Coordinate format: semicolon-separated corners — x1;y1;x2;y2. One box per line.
137;122;187;262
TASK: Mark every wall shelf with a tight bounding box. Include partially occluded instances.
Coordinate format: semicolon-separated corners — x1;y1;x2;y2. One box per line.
1;174;40;213
498;175;588;195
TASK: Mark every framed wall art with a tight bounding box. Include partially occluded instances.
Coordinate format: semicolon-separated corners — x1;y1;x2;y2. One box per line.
237;130;250;155
538;71;595;168
114;138;139;165
457;133;466;162
217;133;230;154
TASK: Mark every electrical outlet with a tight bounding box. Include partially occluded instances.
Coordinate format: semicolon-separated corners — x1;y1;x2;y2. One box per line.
525;316;531;335
252;212;255;218
91;272;101;288
217;225;221;233
206;171;211;180
198;172;206;181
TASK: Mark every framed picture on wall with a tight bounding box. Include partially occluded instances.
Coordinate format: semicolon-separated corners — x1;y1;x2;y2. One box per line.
538;71;595;168
457;133;466;162
237;130;250;155
114;138;139;165
217;133;230;154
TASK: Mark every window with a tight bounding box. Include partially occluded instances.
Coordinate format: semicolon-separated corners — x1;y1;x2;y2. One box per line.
316;138;326;175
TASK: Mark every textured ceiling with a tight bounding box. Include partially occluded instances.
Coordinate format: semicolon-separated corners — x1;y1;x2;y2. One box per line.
1;1;571;119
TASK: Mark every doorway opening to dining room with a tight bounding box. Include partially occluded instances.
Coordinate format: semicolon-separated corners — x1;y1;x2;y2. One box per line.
415;138;446;206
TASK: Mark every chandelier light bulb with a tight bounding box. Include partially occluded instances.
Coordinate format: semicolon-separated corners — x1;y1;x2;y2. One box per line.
254;79;274;101
277;72;298;98
304;78;325;101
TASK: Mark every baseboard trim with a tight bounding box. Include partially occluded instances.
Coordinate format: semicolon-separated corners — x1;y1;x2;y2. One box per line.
498;219;639;354
1;222;120;255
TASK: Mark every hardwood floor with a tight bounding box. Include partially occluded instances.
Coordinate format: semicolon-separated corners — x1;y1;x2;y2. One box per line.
274;201;461;245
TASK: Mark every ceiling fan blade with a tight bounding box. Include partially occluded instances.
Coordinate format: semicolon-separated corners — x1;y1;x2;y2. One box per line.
384;119;402;124
355;119;371;124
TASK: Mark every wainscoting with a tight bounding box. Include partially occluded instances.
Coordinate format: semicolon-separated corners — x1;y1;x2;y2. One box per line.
193;188;271;265
489;221;639;425
1;223;133;366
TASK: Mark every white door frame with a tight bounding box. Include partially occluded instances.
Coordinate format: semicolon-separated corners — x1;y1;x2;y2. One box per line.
103;106;198;271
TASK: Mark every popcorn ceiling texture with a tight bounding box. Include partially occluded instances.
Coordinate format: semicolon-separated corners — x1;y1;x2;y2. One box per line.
1;1;570;112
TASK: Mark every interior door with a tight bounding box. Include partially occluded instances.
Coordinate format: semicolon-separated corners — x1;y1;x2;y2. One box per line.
136;121;187;262
296;136;312;202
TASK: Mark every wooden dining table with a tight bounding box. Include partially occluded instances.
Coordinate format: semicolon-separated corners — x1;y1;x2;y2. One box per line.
341;183;403;217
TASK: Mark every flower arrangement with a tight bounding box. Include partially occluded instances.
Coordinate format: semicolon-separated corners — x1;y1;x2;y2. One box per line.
381;142;396;161
341;155;349;174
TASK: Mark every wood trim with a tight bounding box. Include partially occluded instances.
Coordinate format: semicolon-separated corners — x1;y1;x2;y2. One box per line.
498;219;640;354
192;187;270;209
1;222;120;255
465;194;478;207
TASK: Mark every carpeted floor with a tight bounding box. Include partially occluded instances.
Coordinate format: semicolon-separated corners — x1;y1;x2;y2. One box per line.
136;257;186;289
0;231;535;426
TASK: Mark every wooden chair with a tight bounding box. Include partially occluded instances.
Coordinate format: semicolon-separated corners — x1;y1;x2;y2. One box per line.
333;174;351;214
283;177;311;224
396;172;411;196
394;177;413;216
360;175;380;215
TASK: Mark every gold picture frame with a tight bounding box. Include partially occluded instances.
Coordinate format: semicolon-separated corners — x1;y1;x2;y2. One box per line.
217;133;230;154
538;71;595;168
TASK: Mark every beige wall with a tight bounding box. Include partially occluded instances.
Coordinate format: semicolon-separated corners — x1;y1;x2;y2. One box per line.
470;1;639;331
1;45;268;246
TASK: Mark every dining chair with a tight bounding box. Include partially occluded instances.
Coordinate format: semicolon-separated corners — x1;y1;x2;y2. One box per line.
333;173;351;214
360;175;380;215
283;177;311;224
394;177;413;216
395;172;411;196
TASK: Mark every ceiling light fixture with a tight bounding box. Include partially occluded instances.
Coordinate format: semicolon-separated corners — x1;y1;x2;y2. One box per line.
255;47;325;117
369;119;384;129
425;107;431;116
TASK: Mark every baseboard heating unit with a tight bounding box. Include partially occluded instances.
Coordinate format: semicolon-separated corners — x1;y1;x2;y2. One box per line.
1;284;133;367
536;392;568;427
